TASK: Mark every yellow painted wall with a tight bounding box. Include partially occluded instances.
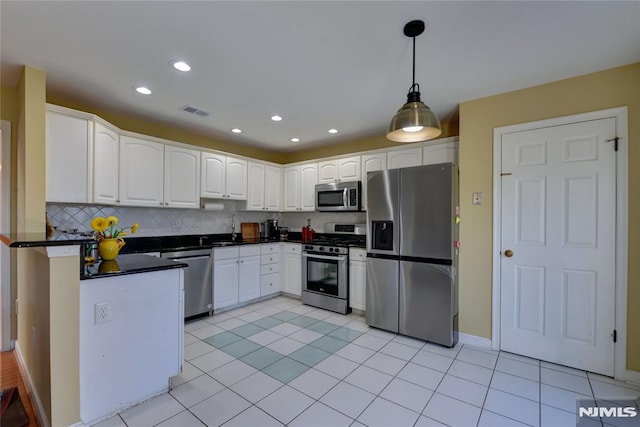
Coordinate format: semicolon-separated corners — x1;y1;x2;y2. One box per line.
459;63;640;371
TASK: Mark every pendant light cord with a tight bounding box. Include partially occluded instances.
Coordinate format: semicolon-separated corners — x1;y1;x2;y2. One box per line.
408;35;420;99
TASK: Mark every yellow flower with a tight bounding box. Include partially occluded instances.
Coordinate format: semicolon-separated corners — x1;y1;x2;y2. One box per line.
131;223;139;234
106;216;119;227
91;217;108;232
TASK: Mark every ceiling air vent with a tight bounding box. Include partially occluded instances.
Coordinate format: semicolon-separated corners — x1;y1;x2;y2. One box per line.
180;105;211;117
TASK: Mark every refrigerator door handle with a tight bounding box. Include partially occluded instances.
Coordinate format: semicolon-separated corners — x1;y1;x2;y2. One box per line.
302;252;347;262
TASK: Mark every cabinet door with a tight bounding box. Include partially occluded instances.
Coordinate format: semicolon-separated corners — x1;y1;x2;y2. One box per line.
349;260;366;311
164;145;200;208
225;157;247;200
299;163;318;211
283;166;300;211
201;152;226;198
238;255;261;302
338;156;361;182
423;142;459;166
213;258;239;309
317;161;338;183
387;147;422;170
247;162;265;210
119;136;164;207
264;165;281;211
93;122;119;205
361;153;387;210
284;252;302;296
46;111;90;203
261;273;281;296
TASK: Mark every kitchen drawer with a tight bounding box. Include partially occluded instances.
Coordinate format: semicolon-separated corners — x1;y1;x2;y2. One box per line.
260;243;280;254
261;253;280;265
283;243;301;255
239;245;260;257
349;248;366;261
214;246;239;260
260;263;279;275
260;272;280;296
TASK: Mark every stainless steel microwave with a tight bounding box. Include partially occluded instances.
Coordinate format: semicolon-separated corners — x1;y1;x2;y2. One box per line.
315;181;361;212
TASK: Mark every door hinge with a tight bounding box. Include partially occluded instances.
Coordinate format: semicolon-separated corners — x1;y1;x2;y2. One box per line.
605;137;620;151
613;329;617;343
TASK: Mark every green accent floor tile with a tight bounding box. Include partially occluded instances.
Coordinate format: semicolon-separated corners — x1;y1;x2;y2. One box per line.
230;323;265;338
306;321;340;335
240;347;284;370
252;316;284;329
328;326;363;342
204;331;243;348
288;345;331;367
272;311;299;321
262;357;310;383
221;339;262;358
287;315;318;328
309;335;349;353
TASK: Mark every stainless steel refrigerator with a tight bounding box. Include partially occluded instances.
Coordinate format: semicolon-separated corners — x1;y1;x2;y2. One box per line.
366;163;459;347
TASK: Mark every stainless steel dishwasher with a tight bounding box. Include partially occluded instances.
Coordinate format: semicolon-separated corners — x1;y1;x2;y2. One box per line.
161;249;213;318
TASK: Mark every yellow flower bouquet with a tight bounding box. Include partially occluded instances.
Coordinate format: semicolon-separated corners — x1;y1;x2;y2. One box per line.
90;216;139;261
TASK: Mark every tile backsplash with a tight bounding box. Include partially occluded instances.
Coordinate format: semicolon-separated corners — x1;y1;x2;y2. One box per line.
46;203;366;237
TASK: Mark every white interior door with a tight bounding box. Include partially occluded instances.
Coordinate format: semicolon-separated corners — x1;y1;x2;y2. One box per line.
499;117;617;376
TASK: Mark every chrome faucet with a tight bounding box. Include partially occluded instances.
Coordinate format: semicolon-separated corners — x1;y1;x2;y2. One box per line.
231;215;237;241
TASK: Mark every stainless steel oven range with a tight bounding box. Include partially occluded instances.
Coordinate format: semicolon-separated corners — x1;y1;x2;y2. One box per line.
301;243;350;314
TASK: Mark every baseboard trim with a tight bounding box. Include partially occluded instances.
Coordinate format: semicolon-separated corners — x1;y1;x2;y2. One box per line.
457;332;492;349
626;370;640;386
15;341;50;427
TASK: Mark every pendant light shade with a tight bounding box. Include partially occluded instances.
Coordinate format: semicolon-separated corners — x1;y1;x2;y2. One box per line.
387;20;441;143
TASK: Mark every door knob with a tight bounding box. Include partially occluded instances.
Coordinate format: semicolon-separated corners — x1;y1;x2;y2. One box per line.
504;249;514;258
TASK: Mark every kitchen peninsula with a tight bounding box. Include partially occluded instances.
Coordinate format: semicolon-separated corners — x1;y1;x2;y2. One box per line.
1;232;187;425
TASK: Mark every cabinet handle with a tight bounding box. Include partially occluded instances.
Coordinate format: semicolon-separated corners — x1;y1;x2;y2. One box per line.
159;202;163;205
165;202;169;205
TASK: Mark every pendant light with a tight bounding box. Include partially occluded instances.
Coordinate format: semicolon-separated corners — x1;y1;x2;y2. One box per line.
387;20;441;143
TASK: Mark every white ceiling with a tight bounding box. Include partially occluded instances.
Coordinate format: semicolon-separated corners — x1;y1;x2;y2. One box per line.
1;1;639;153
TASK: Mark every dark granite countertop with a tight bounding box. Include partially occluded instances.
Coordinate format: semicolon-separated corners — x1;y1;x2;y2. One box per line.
1;231;94;248
82;254;187;280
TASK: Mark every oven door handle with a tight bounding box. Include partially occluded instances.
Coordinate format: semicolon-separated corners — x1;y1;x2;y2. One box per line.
302;252;347;262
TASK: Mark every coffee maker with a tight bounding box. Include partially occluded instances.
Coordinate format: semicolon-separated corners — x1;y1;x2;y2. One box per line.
262;219;279;240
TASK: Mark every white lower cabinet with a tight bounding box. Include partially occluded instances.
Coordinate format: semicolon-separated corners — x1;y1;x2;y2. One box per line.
282;243;302;296
238;246;261;303
213;248;240;310
349;248;366;311
260;243;281;296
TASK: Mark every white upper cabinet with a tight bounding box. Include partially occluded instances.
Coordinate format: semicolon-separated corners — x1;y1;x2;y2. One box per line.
119;135;164;207
46;109;91;203
423;140;459;165
92;122;119;205
247;162;281;211
317;156;361;183
164;145;200;208
387;147;422;170
361;152;387;211
283;163;317;211
201;152;247;200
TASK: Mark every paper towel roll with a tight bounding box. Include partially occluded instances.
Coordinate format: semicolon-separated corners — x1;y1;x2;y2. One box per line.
201;200;224;211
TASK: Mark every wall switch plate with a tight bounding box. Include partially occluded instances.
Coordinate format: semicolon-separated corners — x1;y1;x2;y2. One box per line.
95;301;112;324
472;192;483;205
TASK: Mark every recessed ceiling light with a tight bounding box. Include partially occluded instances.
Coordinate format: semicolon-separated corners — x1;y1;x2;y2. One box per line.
271;115;283;122
171;61;191;72
290;137;301;142
134;86;152;95
231;128;242;134
328;128;338;134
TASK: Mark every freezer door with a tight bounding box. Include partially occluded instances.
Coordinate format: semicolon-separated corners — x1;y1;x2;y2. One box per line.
399;260;457;347
366;169;400;255
365;256;399;333
400;163;454;260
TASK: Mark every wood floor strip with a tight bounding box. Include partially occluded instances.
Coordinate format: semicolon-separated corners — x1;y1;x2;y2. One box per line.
0;350;40;427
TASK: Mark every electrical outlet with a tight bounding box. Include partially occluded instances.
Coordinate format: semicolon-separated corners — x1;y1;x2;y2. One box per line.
472;192;483;206
171;218;182;229
94;302;112;324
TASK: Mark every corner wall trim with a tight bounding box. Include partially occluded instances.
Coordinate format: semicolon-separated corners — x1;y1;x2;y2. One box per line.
627;370;640;386
15;341;50;427
457;332;492;349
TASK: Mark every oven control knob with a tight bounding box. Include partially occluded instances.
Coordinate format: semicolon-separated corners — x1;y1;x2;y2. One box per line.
319;247;325;251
